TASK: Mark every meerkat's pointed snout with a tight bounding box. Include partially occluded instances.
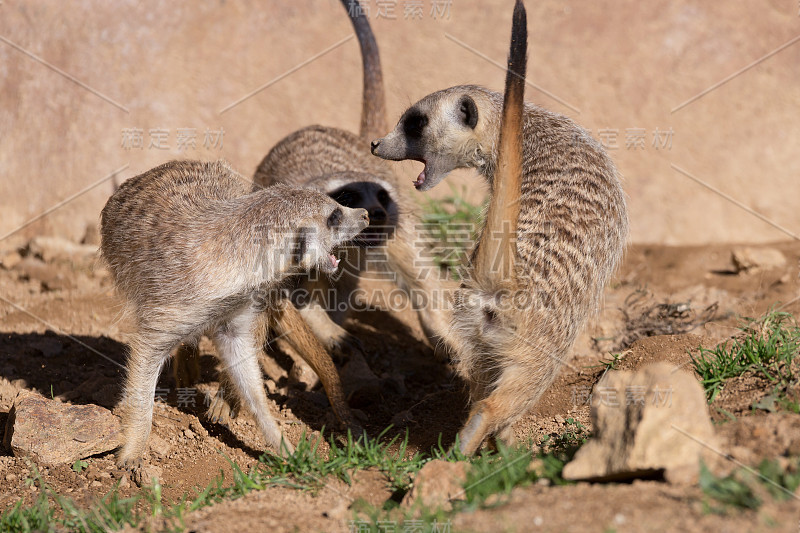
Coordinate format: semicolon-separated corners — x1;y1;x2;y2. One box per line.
370;138;381;154
346;207;370;236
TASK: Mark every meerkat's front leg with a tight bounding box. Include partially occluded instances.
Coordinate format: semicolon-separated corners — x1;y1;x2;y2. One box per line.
213;305;293;455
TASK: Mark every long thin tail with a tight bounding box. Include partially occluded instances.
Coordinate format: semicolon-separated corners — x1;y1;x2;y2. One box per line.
340;0;388;141
474;0;527;290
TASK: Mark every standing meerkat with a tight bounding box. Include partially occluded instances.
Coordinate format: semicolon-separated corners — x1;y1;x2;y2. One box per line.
253;0;454;356
371;0;628;453
100;159;368;474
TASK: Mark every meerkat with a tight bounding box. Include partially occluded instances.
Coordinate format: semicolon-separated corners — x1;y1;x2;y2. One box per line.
100;159;368;473
371;0;628;453
173;0;450;427
252;0;454;358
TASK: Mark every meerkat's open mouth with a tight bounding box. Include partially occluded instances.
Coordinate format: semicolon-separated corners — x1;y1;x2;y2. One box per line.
316;252;342;274
413;159;427;190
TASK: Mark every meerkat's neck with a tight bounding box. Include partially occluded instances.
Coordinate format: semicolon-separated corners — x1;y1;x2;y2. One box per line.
471;90;514;186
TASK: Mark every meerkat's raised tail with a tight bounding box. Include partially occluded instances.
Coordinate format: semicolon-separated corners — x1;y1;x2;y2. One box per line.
474;0;527;290
341;0;388;141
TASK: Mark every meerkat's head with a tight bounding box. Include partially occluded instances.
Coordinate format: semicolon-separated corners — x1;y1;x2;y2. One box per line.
370;85;501;191
307;172;399;247
296;197;370;274
256;186;369;276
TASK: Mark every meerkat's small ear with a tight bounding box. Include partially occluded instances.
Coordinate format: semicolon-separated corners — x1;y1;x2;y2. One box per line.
459;96;478;129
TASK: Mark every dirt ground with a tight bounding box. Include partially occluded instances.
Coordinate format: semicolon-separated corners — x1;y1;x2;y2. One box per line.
1;239;800;532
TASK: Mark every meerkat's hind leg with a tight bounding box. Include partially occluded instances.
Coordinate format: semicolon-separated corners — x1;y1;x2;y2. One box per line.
212;306;294;456
116;330;180;470
297;304;365;361
272;300;364;439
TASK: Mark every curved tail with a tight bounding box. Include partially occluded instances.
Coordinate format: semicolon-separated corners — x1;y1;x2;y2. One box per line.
340;0;388;141
474;0;527;290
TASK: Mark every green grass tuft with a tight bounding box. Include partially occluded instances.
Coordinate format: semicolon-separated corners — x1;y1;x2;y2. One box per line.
420;185;485;277
691;310;800;404
257;427;427;493
699;458;800;514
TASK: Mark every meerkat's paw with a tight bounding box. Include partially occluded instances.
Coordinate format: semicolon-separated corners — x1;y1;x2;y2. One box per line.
115;452;142;473
328;333;366;363
337;408;366;440
116;454;161;487
276;435;295;457
205;391;236;426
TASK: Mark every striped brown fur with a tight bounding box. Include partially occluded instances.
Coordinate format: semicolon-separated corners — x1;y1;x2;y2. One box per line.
100;159;368;477
371;0;628;453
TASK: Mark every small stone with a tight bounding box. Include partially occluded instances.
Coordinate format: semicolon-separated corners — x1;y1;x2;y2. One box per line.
288;359;320;391
189;420;208;437
731;247;787;273
27;236;98;264
5;473;17;482
402;460;468;511
91;480;102;488
132;465;162;487
1;251;22;270
183;428;195;439
148;434;171;458
118;474;130;489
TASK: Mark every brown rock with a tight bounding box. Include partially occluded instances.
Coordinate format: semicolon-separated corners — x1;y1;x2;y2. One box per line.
562;363;717;484
3;391;121;465
403;460;468;511
27;236;98;264
287;359;319;391
1;251;22;270
148;434;171;459
731;247;787;273
13;257;76;291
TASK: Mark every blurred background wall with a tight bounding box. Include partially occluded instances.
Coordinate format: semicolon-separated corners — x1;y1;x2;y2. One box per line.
1;0;798;246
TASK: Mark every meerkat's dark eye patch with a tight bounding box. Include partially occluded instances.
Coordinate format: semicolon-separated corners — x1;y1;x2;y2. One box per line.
459;96;478;129
377;189;391;206
331;188;361;207
403;111;428;138
327;207;343;228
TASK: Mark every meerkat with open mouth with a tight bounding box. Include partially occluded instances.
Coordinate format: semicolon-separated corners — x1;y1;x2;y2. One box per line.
371;0;628;453
100;159;368;477
252;0;455;358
